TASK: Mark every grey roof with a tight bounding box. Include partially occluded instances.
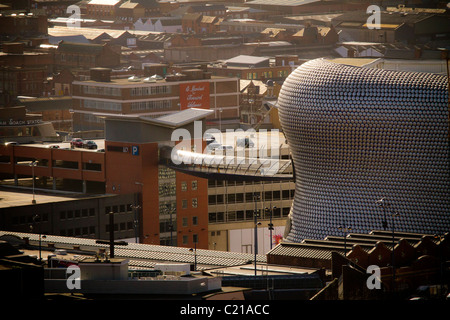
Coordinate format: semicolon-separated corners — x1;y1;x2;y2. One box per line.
268;229;439;260
246;0;319;6
48;35;90;44
332;10;440;25
225;55;269;65
99;108;215;129
0;231;266;270
146;108;214;128
17;96;73;111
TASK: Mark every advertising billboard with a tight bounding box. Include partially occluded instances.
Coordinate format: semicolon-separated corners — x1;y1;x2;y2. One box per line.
179;82;210;110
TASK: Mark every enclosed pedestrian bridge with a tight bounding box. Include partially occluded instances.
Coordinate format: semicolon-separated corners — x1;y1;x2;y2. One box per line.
102;108;294;182
159;145;294;182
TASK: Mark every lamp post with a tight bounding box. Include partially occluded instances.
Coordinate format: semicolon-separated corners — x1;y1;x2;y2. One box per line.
219;108;223;132
249;98;255;125
133;181;144;243
29;160;37;204
166;203;176;246
130;204;141;243
338;223;352;256
253;192;260;276
189;241;197;271
32;214;42;261
265;206;276;250
376;197;388;230
391;212;399;292
109;211;115;258
434;234;445;300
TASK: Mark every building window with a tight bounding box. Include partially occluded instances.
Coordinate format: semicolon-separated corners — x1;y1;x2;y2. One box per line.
130;99;172;111
193;216;198;225
191;180;198;190
159;182;176;197
183;235;188;244
192;198;198;208
182;199;188;209
182;217;188;227
159;167;176;180
193;234;198;244
181;181;187;191
83;99;122;112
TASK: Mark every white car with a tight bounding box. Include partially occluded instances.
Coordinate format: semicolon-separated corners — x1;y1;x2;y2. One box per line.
215;145;234;152
206;143;221;152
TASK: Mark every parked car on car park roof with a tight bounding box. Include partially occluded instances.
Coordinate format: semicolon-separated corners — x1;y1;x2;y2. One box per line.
70;138;84;148
83;140;98;149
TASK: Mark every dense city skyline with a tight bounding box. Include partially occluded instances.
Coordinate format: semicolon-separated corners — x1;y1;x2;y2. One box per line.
0;0;448;307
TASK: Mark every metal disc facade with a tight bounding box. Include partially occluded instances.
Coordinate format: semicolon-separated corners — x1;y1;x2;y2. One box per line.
278;59;449;242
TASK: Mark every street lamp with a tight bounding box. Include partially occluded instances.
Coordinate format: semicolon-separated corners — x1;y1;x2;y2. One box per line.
166;203;176;246
130;204;141;243
253;192;260;276
265;206;276;250
189;241;197;271
32;214;42;261
109;211;115;258
391;212;399;292
219;108;223;132
29;160;37;204
376;197;389;230
133;181;144;243
338;223;352;256
434;233;446;300
248;98;255;124
377;197;399;292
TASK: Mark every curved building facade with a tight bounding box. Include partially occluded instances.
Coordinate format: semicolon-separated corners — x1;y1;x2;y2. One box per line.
278;59;449;242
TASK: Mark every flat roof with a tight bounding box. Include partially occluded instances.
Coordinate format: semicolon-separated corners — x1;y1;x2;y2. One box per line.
73;75;234;86
0;187;113;209
87;0;121;5
246;0;319;6
225;55;269;65
0;230;267;270
149;108;214;128
328;58;380;67
104;108;214;129
17;139;105;151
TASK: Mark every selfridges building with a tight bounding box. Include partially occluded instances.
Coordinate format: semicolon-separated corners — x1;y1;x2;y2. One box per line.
278;59;449;242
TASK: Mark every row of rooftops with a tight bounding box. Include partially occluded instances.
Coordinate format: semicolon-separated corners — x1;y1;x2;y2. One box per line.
1;228;446;272
0;230;267;271
267;229;448;269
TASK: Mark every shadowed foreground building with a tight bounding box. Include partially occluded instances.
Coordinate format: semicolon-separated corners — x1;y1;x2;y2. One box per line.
277;58;449;242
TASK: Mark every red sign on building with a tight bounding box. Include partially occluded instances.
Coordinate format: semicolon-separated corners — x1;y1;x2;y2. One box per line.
179;82;210;110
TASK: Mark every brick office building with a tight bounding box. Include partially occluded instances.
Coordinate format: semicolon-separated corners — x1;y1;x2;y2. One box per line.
0;43;53;106
103;109;212;248
71;67;240;132
54;41;121;72
0;108;212;249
